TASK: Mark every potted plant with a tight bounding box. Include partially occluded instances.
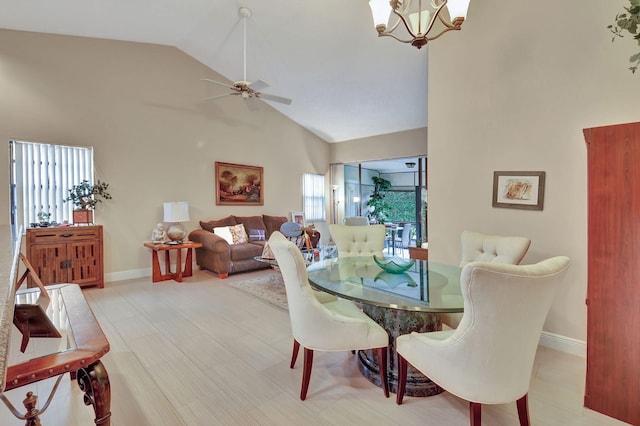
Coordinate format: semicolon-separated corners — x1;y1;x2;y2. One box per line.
65;180;112;224
608;0;640;73
366;176;392;224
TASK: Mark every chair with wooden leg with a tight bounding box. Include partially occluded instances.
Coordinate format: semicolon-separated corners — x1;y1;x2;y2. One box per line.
395;256;570;426
268;231;390;400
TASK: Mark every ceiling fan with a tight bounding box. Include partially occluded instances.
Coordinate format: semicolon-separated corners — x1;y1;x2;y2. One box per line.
202;6;292;111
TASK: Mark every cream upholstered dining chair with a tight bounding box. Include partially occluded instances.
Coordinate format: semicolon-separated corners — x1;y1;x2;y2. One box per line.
268;231;390;400
329;224;386;258
459;230;531;267
396;256;570;426
441;230;532;329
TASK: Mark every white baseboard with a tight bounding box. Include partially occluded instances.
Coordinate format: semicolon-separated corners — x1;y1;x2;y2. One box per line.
540;331;586;358
105;268;150;282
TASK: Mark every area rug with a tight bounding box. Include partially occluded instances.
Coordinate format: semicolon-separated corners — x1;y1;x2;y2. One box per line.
227;271;288;311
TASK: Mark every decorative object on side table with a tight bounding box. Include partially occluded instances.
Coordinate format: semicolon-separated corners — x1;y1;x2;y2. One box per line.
608;0;640;73
65;179;112;224
373;255;416;274
151;223;167;243
163;202;189;244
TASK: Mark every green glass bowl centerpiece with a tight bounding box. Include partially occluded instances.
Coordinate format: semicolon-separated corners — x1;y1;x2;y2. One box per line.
373;255;415;274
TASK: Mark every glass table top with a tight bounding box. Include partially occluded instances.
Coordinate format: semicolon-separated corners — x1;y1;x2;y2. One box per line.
306;256;464;313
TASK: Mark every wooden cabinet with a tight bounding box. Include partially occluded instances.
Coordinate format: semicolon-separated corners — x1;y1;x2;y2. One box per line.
584;121;640;426
26;225;104;288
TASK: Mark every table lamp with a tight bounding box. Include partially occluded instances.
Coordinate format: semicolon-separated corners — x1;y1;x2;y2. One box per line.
163;201;189;244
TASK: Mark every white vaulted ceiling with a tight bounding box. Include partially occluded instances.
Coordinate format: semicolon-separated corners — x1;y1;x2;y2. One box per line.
0;0;428;143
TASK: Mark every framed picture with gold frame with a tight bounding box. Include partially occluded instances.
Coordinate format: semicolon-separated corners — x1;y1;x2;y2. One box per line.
215;162;264;206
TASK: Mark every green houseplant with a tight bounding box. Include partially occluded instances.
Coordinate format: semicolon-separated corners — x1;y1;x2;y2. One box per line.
65;180;112;224
608;0;640;73
366;176;392;224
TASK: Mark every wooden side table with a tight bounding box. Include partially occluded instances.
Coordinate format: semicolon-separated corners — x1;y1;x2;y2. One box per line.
408;246;429;261
143;241;203;283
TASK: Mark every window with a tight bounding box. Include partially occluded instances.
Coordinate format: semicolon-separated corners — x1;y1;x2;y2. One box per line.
302;173;326;222
10;140;94;230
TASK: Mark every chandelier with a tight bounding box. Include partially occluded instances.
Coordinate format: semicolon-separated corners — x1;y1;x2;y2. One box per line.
369;0;471;49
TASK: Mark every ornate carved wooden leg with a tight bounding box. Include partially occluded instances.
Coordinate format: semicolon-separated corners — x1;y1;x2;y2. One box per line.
290;339;300;368
377;347;389;398
22;391;42;426
516;394;530;426
77;360;111;426
396;353;408;405
470;401;481;426
300;348;314;401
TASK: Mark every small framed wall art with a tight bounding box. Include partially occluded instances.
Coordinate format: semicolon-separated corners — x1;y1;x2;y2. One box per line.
492;171;546;210
215;162;264;206
290;211;305;226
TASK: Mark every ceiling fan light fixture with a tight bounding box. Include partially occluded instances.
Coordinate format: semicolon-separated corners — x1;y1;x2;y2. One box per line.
368;0;471;49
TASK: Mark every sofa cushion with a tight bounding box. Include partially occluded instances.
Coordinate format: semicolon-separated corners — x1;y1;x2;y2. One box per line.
234;216;266;234
200;215;237;232
247;228;266;241
229;224;248;244
213;226;235;244
229;242;264;261
263;215;288;238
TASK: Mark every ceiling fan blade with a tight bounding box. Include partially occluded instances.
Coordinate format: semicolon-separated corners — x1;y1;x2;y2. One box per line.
257;93;293;105
249;79;270;91
244;97;260;112
201;78;235;89
203;93;234;101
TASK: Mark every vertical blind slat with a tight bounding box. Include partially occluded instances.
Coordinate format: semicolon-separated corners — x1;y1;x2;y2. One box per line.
9;140;94;230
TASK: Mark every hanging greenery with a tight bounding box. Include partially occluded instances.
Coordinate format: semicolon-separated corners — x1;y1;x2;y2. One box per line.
608;0;640;73
366;176;392;223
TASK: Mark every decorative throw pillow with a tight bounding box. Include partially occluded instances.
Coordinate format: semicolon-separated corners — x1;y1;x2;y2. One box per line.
261;242;275;260
247;228;266;241
213;226;234;244
229;223;248;244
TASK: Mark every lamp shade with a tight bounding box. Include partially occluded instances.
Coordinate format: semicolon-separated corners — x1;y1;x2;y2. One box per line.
446;0;471;20
163;202;190;223
369;0;391;27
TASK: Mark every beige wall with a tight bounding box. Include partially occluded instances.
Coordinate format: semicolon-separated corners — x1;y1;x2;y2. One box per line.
427;0;640;342
0;30;330;277
330;127;427;164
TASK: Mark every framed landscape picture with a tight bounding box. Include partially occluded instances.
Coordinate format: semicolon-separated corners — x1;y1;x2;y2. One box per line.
492;171;545;210
215;162;264;206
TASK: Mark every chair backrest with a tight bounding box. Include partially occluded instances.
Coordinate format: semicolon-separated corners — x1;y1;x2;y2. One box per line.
344;216;370;226
440;257;570;403
329;224;386;257
459;230;531;267
400;224;412;248
268;232;338;348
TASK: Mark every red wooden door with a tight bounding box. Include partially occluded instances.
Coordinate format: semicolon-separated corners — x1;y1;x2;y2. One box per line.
584;121;640;425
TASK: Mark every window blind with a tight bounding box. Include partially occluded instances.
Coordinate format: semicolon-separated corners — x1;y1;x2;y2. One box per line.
302;173;326;222
10;140;94;229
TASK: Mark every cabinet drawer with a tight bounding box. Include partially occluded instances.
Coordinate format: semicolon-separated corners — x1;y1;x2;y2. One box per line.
27;227;100;244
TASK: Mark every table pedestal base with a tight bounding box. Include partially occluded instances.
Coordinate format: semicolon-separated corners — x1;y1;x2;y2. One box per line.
359;304;444;397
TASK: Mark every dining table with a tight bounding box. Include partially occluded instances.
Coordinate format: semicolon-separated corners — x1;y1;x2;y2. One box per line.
306;256;463;397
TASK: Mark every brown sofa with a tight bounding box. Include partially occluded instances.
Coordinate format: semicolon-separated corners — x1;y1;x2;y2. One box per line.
188;214;320;279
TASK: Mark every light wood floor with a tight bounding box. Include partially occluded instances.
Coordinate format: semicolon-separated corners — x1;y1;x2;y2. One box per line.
2;269;629;426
